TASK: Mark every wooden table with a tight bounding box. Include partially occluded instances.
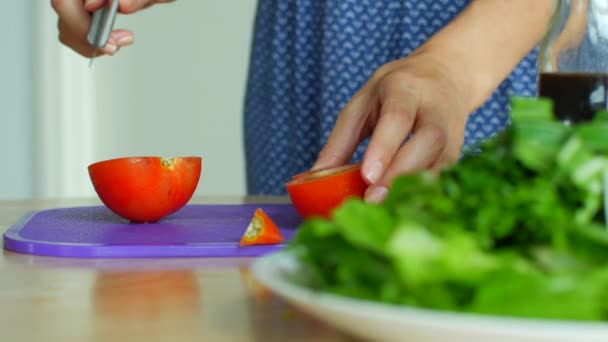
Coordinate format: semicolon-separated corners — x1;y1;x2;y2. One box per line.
0;197;356;342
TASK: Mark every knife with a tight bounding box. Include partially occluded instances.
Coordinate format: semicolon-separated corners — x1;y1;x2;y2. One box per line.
87;0;119;67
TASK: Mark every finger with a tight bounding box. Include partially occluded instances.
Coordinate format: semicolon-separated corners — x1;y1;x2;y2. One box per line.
98;34;119;54
360;88;419;185
429;143;461;173
59;20;121;56
89;29;133;55
364;120;447;203
93;30;134;54
312;88;375;171
120;0;175;14
52;0;94;41
383;121;447;180
109;29;134;47
428;119;465;173
58;19;95;56
83;0;106;12
61;31;118;56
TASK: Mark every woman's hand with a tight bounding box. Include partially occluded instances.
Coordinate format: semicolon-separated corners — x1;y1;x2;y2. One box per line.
51;0;174;57
313;0;553;204
312;50;470;203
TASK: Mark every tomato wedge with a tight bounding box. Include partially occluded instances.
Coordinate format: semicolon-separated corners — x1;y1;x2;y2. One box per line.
88;156;201;223
239;208;284;246
285;163;367;219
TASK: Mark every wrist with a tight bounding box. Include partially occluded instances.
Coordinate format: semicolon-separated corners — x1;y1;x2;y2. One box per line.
413;0;553;113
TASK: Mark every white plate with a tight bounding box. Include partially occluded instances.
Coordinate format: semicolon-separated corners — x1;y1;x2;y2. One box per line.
251;251;608;342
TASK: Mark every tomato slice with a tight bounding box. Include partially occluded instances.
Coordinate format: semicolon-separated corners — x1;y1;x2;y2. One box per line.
285;163;367;220
239;208;284;247
88;156;202;223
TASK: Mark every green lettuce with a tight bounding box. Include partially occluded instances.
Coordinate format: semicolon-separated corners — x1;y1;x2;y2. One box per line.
287;96;608;321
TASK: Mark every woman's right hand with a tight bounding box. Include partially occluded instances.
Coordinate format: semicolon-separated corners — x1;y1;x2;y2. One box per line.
51;0;174;57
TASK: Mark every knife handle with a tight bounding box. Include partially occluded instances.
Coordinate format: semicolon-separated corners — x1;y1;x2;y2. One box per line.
87;0;119;49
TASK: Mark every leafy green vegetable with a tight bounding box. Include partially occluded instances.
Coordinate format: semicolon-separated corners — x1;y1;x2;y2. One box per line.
287;96;608;321
333;200;395;254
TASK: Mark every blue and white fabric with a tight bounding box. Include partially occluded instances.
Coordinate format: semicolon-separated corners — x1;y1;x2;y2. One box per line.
244;0;538;194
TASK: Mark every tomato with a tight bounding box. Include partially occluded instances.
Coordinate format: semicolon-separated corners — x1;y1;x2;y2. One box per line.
239;208;284;246
285;163;367;219
88;156;202;223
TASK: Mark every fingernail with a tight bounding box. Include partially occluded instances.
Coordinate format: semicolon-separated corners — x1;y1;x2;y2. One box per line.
104;44;118;55
363;160;383;184
364;185;388;204
117;35;134;47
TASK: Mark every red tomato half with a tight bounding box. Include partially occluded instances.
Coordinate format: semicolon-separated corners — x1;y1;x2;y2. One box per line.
285;163;367;220
88;156;202;223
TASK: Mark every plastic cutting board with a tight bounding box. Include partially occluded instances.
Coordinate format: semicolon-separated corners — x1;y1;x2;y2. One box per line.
2;204;301;258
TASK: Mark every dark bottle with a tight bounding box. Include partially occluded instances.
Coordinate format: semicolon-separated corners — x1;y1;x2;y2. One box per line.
537;0;608;123
538;72;608;123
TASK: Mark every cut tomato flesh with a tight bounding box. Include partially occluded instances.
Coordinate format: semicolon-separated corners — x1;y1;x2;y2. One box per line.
239;208;284;247
285;163;367;219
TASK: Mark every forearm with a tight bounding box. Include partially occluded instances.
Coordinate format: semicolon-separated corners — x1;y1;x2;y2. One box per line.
416;0;554;111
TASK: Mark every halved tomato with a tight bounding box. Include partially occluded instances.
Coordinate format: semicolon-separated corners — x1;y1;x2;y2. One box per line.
285;163;367;220
88;156;202;223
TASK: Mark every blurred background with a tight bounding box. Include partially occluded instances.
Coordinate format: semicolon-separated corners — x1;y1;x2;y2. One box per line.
1;1;256;199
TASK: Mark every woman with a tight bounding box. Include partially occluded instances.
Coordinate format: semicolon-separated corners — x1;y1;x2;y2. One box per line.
51;0;553;202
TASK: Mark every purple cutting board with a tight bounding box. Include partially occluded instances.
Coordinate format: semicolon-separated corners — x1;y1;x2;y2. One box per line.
2;204;302;258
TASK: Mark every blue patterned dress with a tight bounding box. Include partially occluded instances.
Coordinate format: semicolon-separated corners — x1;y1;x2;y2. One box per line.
244;0;538;195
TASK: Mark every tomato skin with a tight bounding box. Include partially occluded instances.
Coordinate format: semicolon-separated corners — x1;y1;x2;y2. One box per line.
88;156;202;223
285;163;367;220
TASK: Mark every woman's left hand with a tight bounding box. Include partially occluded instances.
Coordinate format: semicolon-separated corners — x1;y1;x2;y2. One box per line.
312;50;471;203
